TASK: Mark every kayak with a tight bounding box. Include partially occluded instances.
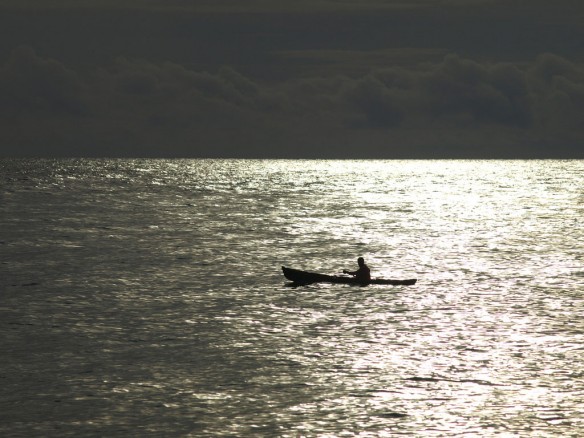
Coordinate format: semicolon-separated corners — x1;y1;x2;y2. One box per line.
282;266;417;286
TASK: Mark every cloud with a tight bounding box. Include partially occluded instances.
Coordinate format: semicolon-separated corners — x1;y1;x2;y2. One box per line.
1;46;583;157
107;57;261;107
418;55;532;126
342;75;405;128
0;46;87;116
0;0;486;13
526;53;584;143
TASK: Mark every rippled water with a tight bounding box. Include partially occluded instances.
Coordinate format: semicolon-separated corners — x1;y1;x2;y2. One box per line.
1;159;583;437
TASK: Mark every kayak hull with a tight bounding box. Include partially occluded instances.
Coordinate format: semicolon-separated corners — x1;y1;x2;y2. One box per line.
282;266;417;286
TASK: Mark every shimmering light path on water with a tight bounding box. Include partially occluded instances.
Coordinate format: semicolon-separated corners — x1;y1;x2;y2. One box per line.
1;159;583;436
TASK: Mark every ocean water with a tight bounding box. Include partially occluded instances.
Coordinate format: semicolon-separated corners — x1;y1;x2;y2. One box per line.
1;159;583;437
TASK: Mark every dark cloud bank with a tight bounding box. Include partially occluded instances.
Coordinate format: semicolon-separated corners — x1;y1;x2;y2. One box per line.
1;2;584;157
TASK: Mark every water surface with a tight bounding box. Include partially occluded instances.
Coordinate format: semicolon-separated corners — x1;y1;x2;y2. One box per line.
1;159;583;436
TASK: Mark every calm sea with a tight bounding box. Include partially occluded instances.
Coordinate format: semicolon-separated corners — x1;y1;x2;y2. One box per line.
1;159;583;437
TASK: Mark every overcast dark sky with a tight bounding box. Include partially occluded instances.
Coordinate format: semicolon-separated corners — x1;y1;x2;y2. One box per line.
1;0;583;157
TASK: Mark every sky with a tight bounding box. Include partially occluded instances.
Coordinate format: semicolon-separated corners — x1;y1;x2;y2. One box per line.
1;0;584;158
